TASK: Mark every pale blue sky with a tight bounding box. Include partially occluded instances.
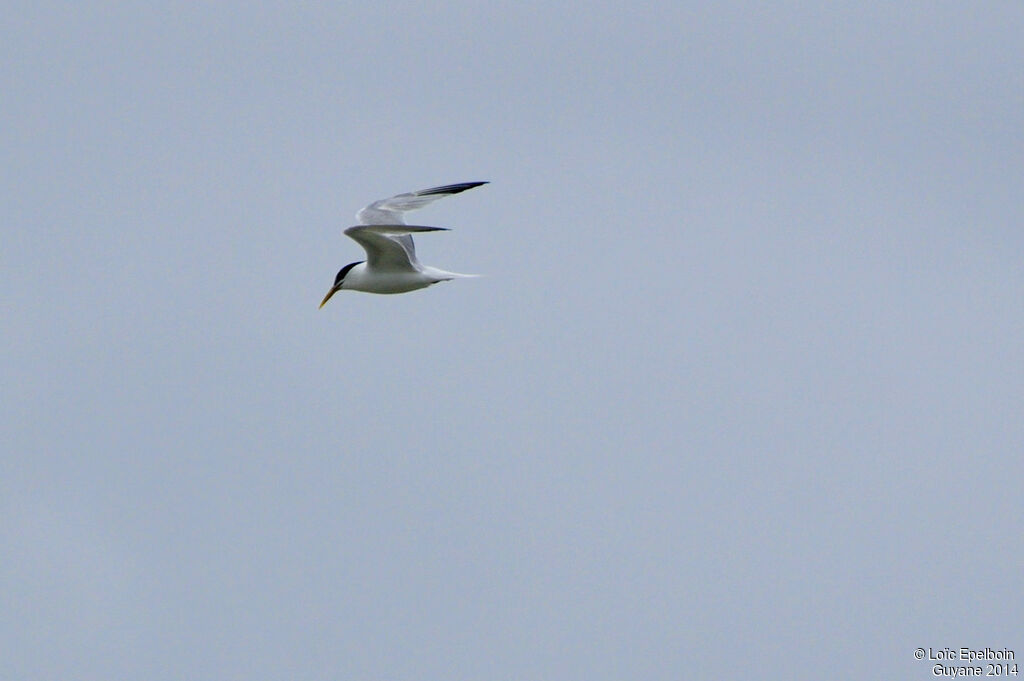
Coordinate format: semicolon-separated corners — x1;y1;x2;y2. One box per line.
3;2;1022;679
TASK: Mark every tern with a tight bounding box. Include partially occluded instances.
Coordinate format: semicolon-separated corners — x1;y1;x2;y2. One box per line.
319;181;487;307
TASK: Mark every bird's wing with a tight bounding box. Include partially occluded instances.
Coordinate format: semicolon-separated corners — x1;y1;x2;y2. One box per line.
343;225;449;272
356;182;488;225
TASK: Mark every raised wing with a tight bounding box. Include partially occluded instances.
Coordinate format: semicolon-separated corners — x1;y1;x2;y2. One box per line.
356;181;488;225
343;224;449;272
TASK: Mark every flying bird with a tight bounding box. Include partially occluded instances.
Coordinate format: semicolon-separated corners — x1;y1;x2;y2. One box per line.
319;181;487;307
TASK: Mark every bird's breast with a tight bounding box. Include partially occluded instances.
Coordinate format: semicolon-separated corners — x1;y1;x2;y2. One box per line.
345;267;435;294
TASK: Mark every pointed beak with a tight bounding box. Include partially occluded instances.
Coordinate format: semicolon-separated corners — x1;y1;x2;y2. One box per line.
319;285;340;309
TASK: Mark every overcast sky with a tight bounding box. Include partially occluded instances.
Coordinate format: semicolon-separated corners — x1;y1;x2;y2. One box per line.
2;2;1022;680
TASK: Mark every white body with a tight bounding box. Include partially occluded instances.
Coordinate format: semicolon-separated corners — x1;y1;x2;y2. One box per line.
340;262;473;294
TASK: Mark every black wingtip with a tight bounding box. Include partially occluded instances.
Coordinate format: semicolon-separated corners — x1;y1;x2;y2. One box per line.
418;181;489;197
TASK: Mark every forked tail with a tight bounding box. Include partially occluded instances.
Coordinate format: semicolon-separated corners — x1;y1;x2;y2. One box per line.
424;267;481;282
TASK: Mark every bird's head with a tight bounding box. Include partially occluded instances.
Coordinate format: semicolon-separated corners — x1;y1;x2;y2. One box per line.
319;261;363;308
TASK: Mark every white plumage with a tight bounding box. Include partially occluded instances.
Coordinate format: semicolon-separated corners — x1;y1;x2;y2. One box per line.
319;182;487;306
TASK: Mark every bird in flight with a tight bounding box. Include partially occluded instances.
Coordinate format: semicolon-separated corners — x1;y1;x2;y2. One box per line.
319;181;488;308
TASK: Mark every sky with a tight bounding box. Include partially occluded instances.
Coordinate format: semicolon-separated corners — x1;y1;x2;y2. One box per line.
2;2;1022;679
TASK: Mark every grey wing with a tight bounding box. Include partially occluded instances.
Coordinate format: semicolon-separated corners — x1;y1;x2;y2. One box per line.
356;181;488;225
344;225;448;272
389;234;418;265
